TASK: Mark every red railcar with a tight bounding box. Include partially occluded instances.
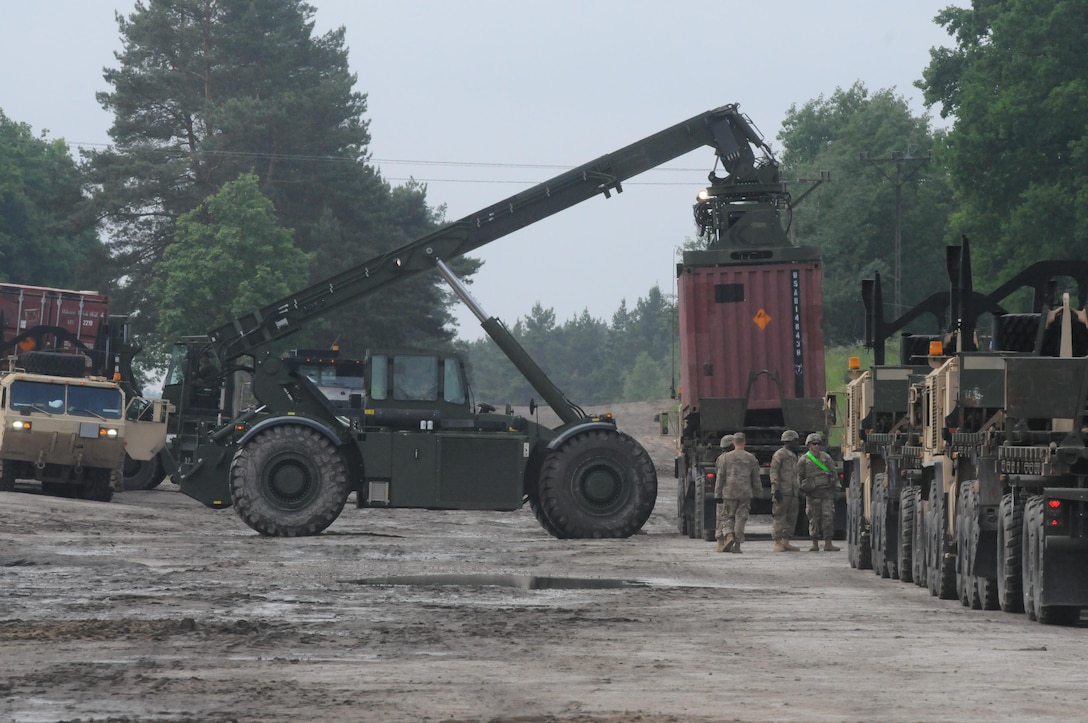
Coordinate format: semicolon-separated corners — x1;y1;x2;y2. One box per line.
0;283;109;354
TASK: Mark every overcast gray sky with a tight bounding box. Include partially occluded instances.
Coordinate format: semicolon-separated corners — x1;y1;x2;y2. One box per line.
0;1;963;340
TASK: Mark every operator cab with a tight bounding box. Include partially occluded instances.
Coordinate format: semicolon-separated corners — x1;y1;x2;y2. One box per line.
361;350;476;430
281;348;365;409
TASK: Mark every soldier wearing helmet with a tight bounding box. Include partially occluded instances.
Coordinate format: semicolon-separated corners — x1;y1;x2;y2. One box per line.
769;430;802;552
712;434;735;551
798;432;840;551
713;432;762;554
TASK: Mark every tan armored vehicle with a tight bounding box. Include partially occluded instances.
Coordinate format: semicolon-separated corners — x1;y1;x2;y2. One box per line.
0;353;170;502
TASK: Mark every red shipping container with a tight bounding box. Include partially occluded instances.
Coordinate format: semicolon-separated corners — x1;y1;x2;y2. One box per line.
678;260;825;413
0;283;109;353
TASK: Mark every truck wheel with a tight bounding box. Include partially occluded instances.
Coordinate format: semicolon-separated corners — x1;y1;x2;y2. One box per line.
897;486;914;583
970;483;999;610
230;425;349;537
123;453;166;491
927;485;956;600
529;494;564;538
675;459;686;535
79;468;114;503
846;466;872;570
0;460;14;492
870;474;887;577
996;492;1024;613
536;429;657;539
956;482;981;609
912;487;927;588
695;468;715;542
18;350;87;378
1022;496;1041;621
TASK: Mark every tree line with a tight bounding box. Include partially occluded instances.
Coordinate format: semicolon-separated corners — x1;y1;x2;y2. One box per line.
2;0;1086;397
458;286;679;408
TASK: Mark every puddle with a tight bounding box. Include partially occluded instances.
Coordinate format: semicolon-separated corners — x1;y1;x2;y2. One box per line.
347;574;646;590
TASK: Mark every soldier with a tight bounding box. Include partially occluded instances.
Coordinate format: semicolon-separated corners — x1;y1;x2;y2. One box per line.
714;432;762;554
769;430;802;552
797;432;840;551
713;434;734;552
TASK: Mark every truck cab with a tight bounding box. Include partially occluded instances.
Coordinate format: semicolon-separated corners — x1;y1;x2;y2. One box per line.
0;360;167;501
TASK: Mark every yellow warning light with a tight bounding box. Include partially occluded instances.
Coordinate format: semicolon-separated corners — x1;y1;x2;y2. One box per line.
929;340;944;356
848;356;860;370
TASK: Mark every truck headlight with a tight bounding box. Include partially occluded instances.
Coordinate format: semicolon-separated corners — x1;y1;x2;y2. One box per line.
99;427;119;439
11;420;31;432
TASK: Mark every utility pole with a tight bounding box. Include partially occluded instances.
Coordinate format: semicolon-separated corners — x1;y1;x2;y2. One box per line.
860;148;930;313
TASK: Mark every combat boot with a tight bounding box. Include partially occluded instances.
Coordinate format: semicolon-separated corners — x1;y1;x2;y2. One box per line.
716;533;727;553
719;533;735;553
824;539;841;552
731;542;742;554
809;536;820;552
773;539;788;553
783;539;801;552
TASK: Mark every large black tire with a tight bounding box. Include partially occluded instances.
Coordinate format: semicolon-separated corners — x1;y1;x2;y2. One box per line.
0;459;15;492
123;453;167;491
871;473;889;578
956;482;981;609
996;492;1024;613
676;466;686;535
537;429;657;539
1022;496;1081;625
912;487;928;588
927;485;956;600
693;465;709;541
897;486;914;584
529;494;564;538
79;468;114;503
229;425;350;537
847;466;872;570
970;483;999;611
1022;496;1042;622
18;350;87;378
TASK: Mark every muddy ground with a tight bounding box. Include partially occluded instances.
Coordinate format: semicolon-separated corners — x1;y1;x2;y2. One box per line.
1;400;1084;722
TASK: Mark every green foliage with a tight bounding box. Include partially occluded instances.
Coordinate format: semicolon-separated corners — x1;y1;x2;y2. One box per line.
462;286;678;407
621;352;672;402
824;343;873;395
86;0;457;357
0;110;102;288
779;83;956;345
150;173;310;347
918;0;1088;283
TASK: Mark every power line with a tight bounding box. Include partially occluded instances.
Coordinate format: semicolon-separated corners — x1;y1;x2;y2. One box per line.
67;139;711;175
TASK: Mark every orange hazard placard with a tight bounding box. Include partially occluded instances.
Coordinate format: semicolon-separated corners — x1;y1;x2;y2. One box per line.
753;309;771;329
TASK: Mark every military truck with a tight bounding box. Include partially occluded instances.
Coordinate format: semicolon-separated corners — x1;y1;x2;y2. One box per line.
153;104;761;538
673;112;843;542
0;282;174;494
0;351;170;501
842;237;1088;624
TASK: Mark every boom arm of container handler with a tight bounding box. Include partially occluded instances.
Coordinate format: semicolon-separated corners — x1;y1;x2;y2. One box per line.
208;104;762;362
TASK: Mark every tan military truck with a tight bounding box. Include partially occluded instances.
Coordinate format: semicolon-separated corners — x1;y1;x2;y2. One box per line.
0;351;170;502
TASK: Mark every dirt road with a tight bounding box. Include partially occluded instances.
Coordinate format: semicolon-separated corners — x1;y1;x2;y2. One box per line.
1;402;1084;722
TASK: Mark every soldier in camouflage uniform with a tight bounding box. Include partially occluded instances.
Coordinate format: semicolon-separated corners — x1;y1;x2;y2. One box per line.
769;430;801;552
797;433;840;551
713;434;734;552
714;432;762;554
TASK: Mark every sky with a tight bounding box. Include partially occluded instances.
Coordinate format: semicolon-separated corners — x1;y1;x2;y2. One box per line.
0;1;965;341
